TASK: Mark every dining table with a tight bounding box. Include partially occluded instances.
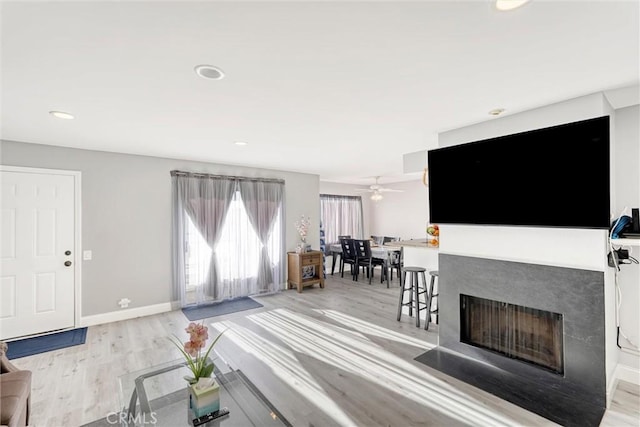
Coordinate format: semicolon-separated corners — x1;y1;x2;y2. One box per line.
329;243;401;286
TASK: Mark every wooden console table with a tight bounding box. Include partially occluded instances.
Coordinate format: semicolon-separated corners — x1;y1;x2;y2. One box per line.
287;251;325;293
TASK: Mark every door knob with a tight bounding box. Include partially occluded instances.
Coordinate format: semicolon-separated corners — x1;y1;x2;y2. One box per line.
64;261;72;267
65;250;72;256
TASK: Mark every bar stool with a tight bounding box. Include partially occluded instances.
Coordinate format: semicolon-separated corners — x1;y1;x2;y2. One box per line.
425;270;439;331
396;266;429;328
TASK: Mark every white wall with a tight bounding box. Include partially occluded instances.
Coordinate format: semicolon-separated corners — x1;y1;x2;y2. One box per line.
437;92;626;394
320;179;430;242
1;140;320;317
612;105;640;375
369;179;428;241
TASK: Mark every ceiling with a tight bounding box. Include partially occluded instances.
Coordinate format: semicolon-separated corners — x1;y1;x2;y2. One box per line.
2;1;638;186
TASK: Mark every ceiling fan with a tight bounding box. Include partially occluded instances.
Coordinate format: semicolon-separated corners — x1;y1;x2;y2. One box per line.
355;176;404;201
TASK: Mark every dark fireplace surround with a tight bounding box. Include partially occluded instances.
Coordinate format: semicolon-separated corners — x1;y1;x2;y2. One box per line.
416;254;606;427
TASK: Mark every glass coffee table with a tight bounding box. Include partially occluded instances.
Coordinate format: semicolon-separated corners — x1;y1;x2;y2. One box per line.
118;352;290;426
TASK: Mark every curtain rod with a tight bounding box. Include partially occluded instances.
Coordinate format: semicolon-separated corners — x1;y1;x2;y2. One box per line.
171;170;285;184
320;194;362;200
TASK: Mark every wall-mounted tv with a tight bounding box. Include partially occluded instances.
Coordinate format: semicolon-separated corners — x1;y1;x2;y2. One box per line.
428;116;610;229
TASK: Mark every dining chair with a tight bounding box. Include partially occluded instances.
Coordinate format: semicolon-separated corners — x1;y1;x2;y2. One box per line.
339;238;358;280
354;239;385;284
334;235;351;274
370;235;384;245
387;246;404;285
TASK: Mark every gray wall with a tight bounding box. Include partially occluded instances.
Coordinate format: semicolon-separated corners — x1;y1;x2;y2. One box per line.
1;140;320;316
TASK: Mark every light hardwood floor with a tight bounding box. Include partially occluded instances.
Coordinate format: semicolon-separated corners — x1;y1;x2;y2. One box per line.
10;273;640;426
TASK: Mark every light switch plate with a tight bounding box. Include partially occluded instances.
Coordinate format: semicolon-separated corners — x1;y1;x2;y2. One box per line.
83;250;92;260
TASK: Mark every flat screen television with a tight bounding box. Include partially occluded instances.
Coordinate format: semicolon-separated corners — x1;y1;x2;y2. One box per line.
428;115;610;229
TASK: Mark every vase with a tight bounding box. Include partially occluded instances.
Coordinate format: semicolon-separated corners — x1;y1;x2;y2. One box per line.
296;238;307;253
188;376;220;418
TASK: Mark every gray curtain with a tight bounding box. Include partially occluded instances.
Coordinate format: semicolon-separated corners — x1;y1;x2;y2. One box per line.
320;194;364;249
172;173;236;305
238;180;284;292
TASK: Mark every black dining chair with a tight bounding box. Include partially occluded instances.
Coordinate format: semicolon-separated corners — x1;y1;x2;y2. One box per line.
353;239;386;284
386;246;404;285
339;238;358;280
333;235;351;275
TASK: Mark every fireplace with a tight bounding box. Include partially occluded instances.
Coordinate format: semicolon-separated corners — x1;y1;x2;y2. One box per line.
415;254;606;427
460;294;564;374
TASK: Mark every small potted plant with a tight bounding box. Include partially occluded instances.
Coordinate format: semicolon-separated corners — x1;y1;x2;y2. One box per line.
169;322;226;417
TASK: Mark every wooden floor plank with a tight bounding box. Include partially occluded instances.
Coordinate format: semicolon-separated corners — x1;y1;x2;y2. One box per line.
9;273;639;426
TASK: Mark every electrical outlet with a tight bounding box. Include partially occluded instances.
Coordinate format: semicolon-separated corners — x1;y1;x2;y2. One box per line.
118;298;131;309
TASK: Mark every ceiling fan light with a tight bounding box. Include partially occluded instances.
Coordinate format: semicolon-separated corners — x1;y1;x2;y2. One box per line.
495;0;530;11
371;192;383;201
49;110;75;120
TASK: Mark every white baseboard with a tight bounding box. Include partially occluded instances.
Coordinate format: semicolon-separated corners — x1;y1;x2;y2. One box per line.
615;363;640;386
79;301;180;327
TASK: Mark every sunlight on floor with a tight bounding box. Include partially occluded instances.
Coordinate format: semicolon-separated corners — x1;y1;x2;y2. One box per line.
213;308;524;426
313;309;435;349
211;319;357;426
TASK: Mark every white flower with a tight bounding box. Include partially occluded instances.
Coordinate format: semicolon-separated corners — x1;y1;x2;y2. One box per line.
295;215;310;240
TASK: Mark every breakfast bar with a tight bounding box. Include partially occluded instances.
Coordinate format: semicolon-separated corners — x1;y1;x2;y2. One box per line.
388;239;439;273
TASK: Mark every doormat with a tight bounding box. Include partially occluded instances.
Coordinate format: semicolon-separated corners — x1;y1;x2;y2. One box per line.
6;327;87;359
181;297;263;321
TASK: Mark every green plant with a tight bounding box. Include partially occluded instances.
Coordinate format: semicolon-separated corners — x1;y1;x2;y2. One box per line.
169;322;226;384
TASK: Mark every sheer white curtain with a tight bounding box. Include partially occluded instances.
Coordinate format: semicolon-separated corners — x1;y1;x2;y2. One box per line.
320;194;364;246
238;180;284;293
172;173;236;306
214;190;283;300
172;171;285;307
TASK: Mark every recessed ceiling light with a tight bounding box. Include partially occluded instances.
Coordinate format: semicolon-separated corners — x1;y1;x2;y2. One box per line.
495;0;530;11
234;141;248;146
194;65;225;80
49;110;75;120
488;108;506;116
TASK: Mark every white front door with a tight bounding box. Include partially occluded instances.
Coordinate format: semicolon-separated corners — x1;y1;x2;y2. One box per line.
1;169;77;340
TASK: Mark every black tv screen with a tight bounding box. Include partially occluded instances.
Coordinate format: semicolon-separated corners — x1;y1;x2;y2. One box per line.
428;116;610;229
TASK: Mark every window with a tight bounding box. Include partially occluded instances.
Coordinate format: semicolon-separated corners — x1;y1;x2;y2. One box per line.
172;171;285;307
320;194;364;245
185;191;283;302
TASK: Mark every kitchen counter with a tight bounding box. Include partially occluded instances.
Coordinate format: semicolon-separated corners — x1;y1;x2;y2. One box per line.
391;239;439;271
388;238;438;249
